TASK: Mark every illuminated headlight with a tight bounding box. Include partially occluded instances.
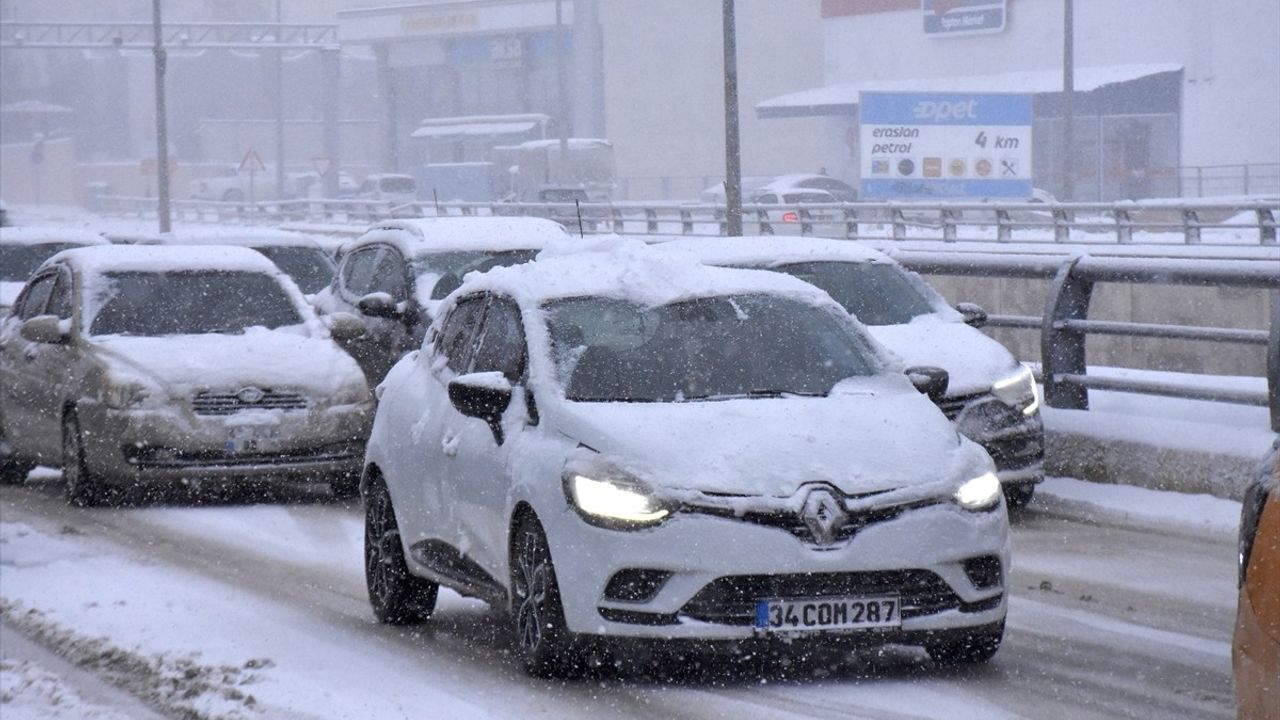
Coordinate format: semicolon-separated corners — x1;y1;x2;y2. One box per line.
103;382;150;409
954;472;1001;511
992;365;1039;416
564;473;670;528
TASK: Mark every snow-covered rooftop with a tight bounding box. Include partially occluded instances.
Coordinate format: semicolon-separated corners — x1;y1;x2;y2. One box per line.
47;244;285;277
0;226;110;247
660;236;895;266
351;216;570;258
130;226;326;249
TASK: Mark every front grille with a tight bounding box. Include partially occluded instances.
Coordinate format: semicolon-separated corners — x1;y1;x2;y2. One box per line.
680;570;962;626
686;491;941;546
936;391;990;421
193;389;307;415
983;434;1044;470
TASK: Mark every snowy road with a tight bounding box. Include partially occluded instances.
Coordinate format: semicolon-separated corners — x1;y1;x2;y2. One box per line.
0;475;1237;720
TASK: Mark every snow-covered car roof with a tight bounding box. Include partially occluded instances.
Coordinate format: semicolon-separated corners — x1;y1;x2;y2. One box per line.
349;216;570;259
44;244;287;277
456;236;844;309
661;236;896;267
0;226;110;247
760;173;853;189
124;227;326;249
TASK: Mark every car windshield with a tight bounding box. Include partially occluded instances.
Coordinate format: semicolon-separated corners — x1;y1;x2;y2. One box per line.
0;243;83;282
769;261;938;325
415;249;541;299
90;270;303;336
547;293;881;402
380;177;416;193
252;245;335;294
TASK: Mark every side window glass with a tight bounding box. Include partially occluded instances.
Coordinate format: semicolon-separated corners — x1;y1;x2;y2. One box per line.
341;247;381;298
437;295;488;373
471;298;526;382
16;273;58;321
368;250;408;301
759;194;777;204
47;271;75;320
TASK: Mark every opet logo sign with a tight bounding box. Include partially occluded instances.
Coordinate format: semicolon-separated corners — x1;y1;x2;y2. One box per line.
912;98;979;122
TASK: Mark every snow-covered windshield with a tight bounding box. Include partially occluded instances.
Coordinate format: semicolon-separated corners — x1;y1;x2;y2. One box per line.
547;293;881;402
251;246;335;295
90;271;303;336
770;261;938;325
0;243;81;282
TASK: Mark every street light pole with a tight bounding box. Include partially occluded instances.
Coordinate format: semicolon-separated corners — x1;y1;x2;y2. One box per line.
275;0;286;200
151;0;171;232
1061;0;1075;201
722;0;743;236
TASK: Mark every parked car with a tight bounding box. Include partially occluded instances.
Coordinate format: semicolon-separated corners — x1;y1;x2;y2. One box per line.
0;226;109;318
361;239;1009;677
289;170;359;199
666;237;1044;505
0;245;371;503
128;227;337;297
1234;437;1279;718
355;174;418;205
313;216;569;384
756;173;858;203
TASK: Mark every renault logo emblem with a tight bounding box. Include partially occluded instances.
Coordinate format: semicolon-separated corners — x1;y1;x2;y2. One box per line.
236;387;265;403
801;487;847;546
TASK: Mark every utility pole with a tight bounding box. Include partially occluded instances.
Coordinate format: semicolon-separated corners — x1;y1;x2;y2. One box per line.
151;0;171;232
555;0;571;186
1061;0;1074;201
722;0;743;236
275;0;286;200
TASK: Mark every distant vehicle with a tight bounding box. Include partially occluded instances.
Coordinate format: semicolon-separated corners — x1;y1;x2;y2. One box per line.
0;245;371;503
289;170;359;199
362;240;1008;677
191;167;359;202
129;227;337;297
758;173;858;202
0;227;109;317
312;216;569;384
1234;437;1279;717
749;189;844;236
667;237;1044;505
355;174;418;205
698;176;774;204
497;138;616;202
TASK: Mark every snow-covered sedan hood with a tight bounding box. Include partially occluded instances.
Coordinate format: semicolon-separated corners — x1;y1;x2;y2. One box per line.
89;328;366;400
867;318;1018;396
551;377;978;498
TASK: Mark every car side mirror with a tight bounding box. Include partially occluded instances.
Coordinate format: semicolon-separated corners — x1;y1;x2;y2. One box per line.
326;312;366;342
357;292;402;319
906;366;949;403
20;315;68;344
448;372;513;445
955;302;988;328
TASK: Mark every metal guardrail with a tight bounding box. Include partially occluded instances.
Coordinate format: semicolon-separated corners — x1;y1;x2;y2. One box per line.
891;250;1280;432
94;195;1279;246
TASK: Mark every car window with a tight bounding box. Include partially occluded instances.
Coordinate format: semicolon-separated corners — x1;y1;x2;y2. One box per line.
470;296;526;382
89;271;302;336
785;192;831;204
756;194;777;204
771;261;939;325
341;246;381;298
252;246;335;295
380;176;416;194
368;249;408;301
47;270;74;320
15;272;58;320
437;295;489;373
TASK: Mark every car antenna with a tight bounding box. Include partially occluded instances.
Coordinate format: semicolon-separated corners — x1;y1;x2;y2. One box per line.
575;198;585;239
432;188;441;217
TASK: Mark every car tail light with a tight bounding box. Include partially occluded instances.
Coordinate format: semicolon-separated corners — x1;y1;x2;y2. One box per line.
782;211;799;223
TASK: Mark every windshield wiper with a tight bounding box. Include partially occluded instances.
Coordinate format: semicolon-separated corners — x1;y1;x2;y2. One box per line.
681;389;827;402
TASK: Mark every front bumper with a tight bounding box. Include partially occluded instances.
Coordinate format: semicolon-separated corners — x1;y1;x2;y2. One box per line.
79;401;371;484
544;498;1009;641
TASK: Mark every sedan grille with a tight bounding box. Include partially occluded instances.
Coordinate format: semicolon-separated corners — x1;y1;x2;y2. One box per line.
192;389;307;415
935;391;991;421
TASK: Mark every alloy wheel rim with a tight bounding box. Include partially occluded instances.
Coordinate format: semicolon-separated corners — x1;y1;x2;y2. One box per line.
366;491;397;605
63;418;81;494
514;537;548;654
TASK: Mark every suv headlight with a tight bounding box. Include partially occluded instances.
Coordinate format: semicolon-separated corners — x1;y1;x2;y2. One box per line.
563;472;670;528
992;365;1039;416
103;382;150;409
954;472;1001;511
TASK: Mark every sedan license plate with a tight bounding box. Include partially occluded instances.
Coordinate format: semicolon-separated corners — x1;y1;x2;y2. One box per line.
225;425;277;453
754;595;900;633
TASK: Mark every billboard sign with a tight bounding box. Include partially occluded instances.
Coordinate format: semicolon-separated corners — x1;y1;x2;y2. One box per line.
923;0;1007;36
859;91;1032;200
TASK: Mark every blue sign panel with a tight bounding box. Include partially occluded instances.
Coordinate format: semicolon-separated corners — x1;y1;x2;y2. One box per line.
859;91;1033;200
922;0;1007;36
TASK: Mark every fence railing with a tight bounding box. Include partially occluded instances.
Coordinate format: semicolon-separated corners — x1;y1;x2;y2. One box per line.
889;250;1280;432
95;195;1280;246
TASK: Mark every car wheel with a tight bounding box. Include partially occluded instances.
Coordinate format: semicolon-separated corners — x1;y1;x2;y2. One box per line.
62;411;106;507
222;189;244;203
0;424;33;485
926;621;1004;665
364;476;438;625
1003;483;1036;508
510;513;577;677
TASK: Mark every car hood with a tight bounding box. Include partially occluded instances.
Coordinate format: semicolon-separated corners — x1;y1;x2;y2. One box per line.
867;320;1018;396
551;377;974;498
89;328;365;398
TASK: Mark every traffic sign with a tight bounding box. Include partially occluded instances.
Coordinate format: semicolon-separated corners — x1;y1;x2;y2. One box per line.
239;148;266;173
311;156;332;176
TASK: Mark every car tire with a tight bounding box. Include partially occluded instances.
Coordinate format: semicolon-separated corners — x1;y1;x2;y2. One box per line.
510;513;578;678
1003;483;1036;508
62;411;106;507
364;475;438;625
926;621;1004;665
0;424;33;485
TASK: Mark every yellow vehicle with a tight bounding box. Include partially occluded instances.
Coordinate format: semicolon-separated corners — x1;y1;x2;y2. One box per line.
1234;438;1280;719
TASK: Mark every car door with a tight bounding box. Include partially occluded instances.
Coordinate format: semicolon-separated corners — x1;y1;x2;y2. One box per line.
333;245;385;381
444;295;530;575
0;269;69;460
391;294;489;549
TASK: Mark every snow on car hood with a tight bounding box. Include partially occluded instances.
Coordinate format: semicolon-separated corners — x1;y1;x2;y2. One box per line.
867;318;1018;396
552;377;974;498
89;327;365;399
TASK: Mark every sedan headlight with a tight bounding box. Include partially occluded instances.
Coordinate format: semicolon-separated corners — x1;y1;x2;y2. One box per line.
103;382;150;409
954;472;1002;511
564;472;670;528
992;365;1040;416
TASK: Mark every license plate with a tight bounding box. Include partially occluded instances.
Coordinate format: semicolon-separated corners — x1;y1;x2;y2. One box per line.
225;425;277;453
754;595;900;633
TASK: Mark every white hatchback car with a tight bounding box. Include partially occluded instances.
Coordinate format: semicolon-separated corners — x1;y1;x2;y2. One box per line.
362;240;1009;676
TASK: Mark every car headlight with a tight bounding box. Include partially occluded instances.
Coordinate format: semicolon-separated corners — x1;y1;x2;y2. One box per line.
103;382;150;409
954;472;1001;511
563;472;670;528
991;365;1039;416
